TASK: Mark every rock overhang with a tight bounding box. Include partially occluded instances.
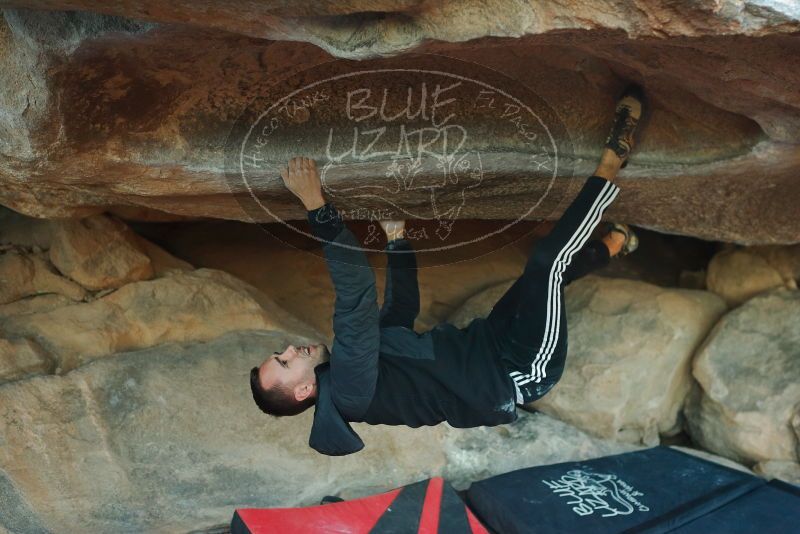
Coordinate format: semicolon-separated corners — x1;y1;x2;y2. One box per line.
0;3;798;244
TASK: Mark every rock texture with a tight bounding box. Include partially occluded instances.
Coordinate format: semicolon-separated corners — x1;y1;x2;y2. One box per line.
0;6;798;243
0;268;318;374
0;293;74;318
450;275;727;444
706;245;799;306
0;329;637;533
0;4;798;528
0;337;52;382
48;214;154;290
754;460;800;485
442;413;640;490
685;289;800;469
0;209;321;381
0;250;86;304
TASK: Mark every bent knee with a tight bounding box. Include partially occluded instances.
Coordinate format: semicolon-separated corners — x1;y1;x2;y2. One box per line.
533;375;561;399
526;241;564;273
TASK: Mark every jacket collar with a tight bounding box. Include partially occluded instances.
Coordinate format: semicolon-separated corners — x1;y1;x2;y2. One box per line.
308;362;365;456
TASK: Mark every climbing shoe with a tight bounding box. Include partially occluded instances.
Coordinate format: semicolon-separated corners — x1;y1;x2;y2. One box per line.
605;84;645;168
608;222;639;256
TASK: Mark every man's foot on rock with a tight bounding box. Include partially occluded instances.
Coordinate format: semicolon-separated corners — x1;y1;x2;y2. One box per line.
604;222;639;257
604;84;645;168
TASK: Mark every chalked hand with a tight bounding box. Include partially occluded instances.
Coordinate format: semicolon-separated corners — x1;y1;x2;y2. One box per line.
281;157;325;211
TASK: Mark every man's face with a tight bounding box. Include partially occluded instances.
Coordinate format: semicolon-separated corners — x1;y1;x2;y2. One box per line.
257;343;329;400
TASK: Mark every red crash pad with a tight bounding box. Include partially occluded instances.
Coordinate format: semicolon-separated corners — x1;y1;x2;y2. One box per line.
231;477;488;534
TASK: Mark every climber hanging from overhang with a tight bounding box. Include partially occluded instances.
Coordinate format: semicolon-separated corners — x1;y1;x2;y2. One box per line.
248;85;646;456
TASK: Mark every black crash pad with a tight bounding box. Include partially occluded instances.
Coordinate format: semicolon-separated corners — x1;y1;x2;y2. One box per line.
671;479;800;533
466;446;765;534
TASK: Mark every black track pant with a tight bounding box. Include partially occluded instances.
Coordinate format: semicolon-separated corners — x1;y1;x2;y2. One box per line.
486;175;620;404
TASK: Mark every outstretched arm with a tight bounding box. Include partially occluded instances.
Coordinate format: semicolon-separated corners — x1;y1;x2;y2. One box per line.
281;157;379;419
378;220;420;329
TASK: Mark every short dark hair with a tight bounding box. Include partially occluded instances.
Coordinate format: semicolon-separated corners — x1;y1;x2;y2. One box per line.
249;367;316;417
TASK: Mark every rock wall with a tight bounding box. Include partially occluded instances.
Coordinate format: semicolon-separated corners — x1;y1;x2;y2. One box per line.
0;209;635;532
685;289;800;468
1;206;797;531
0;3;799;531
0;207;652;531
0;5;798;242
0;209;321;382
706;245;800;306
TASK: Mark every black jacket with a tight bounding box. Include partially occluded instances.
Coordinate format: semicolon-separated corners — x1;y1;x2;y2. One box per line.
307;205;517;456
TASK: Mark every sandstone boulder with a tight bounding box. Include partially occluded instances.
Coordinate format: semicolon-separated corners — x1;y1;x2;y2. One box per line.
754;460;800;485
449;275;727;444
685;289;800;465
0;206;193;279
0;336;52;383
0;268;321;373
0;330;635;533
49;214;154;290
750;245;800;285
706;247;797;306
442;413;640;489
0;293;74;317
0;250;86;304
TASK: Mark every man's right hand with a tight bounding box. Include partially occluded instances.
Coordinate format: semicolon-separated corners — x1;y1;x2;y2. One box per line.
280;157;325;211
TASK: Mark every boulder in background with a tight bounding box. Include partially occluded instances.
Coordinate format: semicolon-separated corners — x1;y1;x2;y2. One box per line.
685;288;800;465
48;214;154;291
0;268;321;373
706;246;797;306
0;336;52;383
0;250;86;304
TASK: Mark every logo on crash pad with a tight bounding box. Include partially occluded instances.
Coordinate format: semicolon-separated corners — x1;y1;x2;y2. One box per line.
225;54;573;263
542;469;650;518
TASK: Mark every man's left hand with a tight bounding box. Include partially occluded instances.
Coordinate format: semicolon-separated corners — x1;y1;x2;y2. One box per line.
379;220;405;241
280;157;325;211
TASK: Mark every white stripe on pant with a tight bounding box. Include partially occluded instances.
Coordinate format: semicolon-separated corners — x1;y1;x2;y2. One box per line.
508;179;619;402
